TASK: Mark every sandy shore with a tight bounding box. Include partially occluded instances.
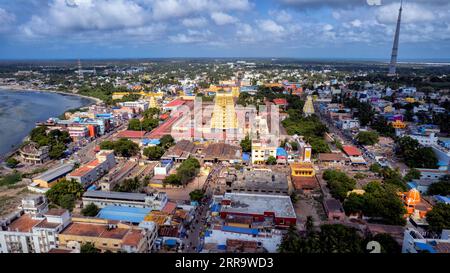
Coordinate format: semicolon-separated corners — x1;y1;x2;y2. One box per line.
0;85;102;104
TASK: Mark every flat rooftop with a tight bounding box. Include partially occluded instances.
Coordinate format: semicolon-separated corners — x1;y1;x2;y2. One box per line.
83;191;147;202
220;193;296;219
228;169;288;191
61;222;130;239
6;214;41;232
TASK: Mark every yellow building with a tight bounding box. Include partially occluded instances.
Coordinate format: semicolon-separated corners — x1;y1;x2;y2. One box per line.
58;217;153;253
405;97;416;103
303;96;315;117
251;140;277;165
290;162;315;177
211;91;238;131
391;120;406;129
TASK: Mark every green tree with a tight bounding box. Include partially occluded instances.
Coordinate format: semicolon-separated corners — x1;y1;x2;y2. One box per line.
163;174;182;186
58;194;75;211
266;156;277;165
322;170;356;201
81;203;100;217
404;168;421;182
159;135;175;149
240;134;251;153
426;203;450;234
45;179;83;206
427;176;450;196
5;158;20;168
143;146;165;160
356;131;379;146
49;142;66;159
128;119;142;131
80;242;100;253
369;233;401;254
396;136;438;169
114;177;142;192
189;189;204;202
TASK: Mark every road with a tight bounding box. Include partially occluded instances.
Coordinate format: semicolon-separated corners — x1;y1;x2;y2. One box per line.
315;103;376;166
182;163;224;253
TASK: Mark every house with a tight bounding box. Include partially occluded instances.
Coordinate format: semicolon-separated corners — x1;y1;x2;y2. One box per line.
66;150;116;187
0;196;71;253
19;143;50;164
402;228;450;253
32;163;75;189
82;191;168;211
57;217;156;253
323;198;345;221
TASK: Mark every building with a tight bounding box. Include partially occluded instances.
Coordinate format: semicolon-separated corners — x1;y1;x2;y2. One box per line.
336;119;360;130
32;163;75;189
0;196;70;253
303;96;315;117
210;91;238;132
317;153;348;166
218;193;296;228
66;150;116;187
225;168;289;195
202;143;242;163
251;140;277;165
402;228;450;253
407;132;438;147
323;198;345;221
290;162;318;191
19;143;49;164
58;217;156;253
118;100;149;112
154;160;174;177
82;191;168;211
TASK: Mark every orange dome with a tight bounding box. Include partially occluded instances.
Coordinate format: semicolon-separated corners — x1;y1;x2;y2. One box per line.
406;189;421;206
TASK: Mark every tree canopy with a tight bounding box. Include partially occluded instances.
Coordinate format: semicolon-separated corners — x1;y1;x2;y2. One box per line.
427;175;450;196
322;170;356;201
396;136;438;169
143;146;165;160
356;131;379;146
100;138;139;157
426;203;450;234
81;203;100;217
45;179;83;210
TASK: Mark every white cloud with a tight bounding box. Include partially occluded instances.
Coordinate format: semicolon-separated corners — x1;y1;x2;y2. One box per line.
350;19;362;28
181;17;208;28
0;8;16;33
150;0;251;20
258;20;285;36
210;12;238;26
21;0;147;36
169;29;212;43
376;3;435;24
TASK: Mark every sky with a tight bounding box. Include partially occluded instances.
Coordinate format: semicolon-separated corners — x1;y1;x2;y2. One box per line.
0;0;449;60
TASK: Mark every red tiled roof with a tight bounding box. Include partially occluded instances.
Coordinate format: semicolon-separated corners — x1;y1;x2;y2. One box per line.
116;130;146;139
8;214;41;232
273;98;287;105
162;202;177;214
164;99;185;108
342;145;362;157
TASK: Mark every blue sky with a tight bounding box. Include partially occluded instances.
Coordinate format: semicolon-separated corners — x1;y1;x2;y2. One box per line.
0;0;449;60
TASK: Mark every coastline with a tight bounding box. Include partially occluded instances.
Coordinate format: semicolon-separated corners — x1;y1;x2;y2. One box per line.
0;85;102;105
0;86;101;161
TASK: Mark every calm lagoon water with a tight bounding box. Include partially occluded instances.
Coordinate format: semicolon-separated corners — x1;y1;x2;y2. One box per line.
0;89;92;157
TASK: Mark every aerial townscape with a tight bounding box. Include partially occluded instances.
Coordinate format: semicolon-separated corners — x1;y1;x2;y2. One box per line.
0;0;449;257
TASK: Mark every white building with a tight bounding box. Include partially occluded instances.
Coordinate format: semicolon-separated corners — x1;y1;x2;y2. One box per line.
0;196;71;253
66;150;116;186
407;132;438;147
154;160;174;176
82;191;168;210
119;100;149;112
336;119;360;130
402;228;450;253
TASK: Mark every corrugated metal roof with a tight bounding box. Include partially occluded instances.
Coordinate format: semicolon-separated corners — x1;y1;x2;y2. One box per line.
97;206;151;223
34;163;74;182
83;191;147;202
221;225;258;235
